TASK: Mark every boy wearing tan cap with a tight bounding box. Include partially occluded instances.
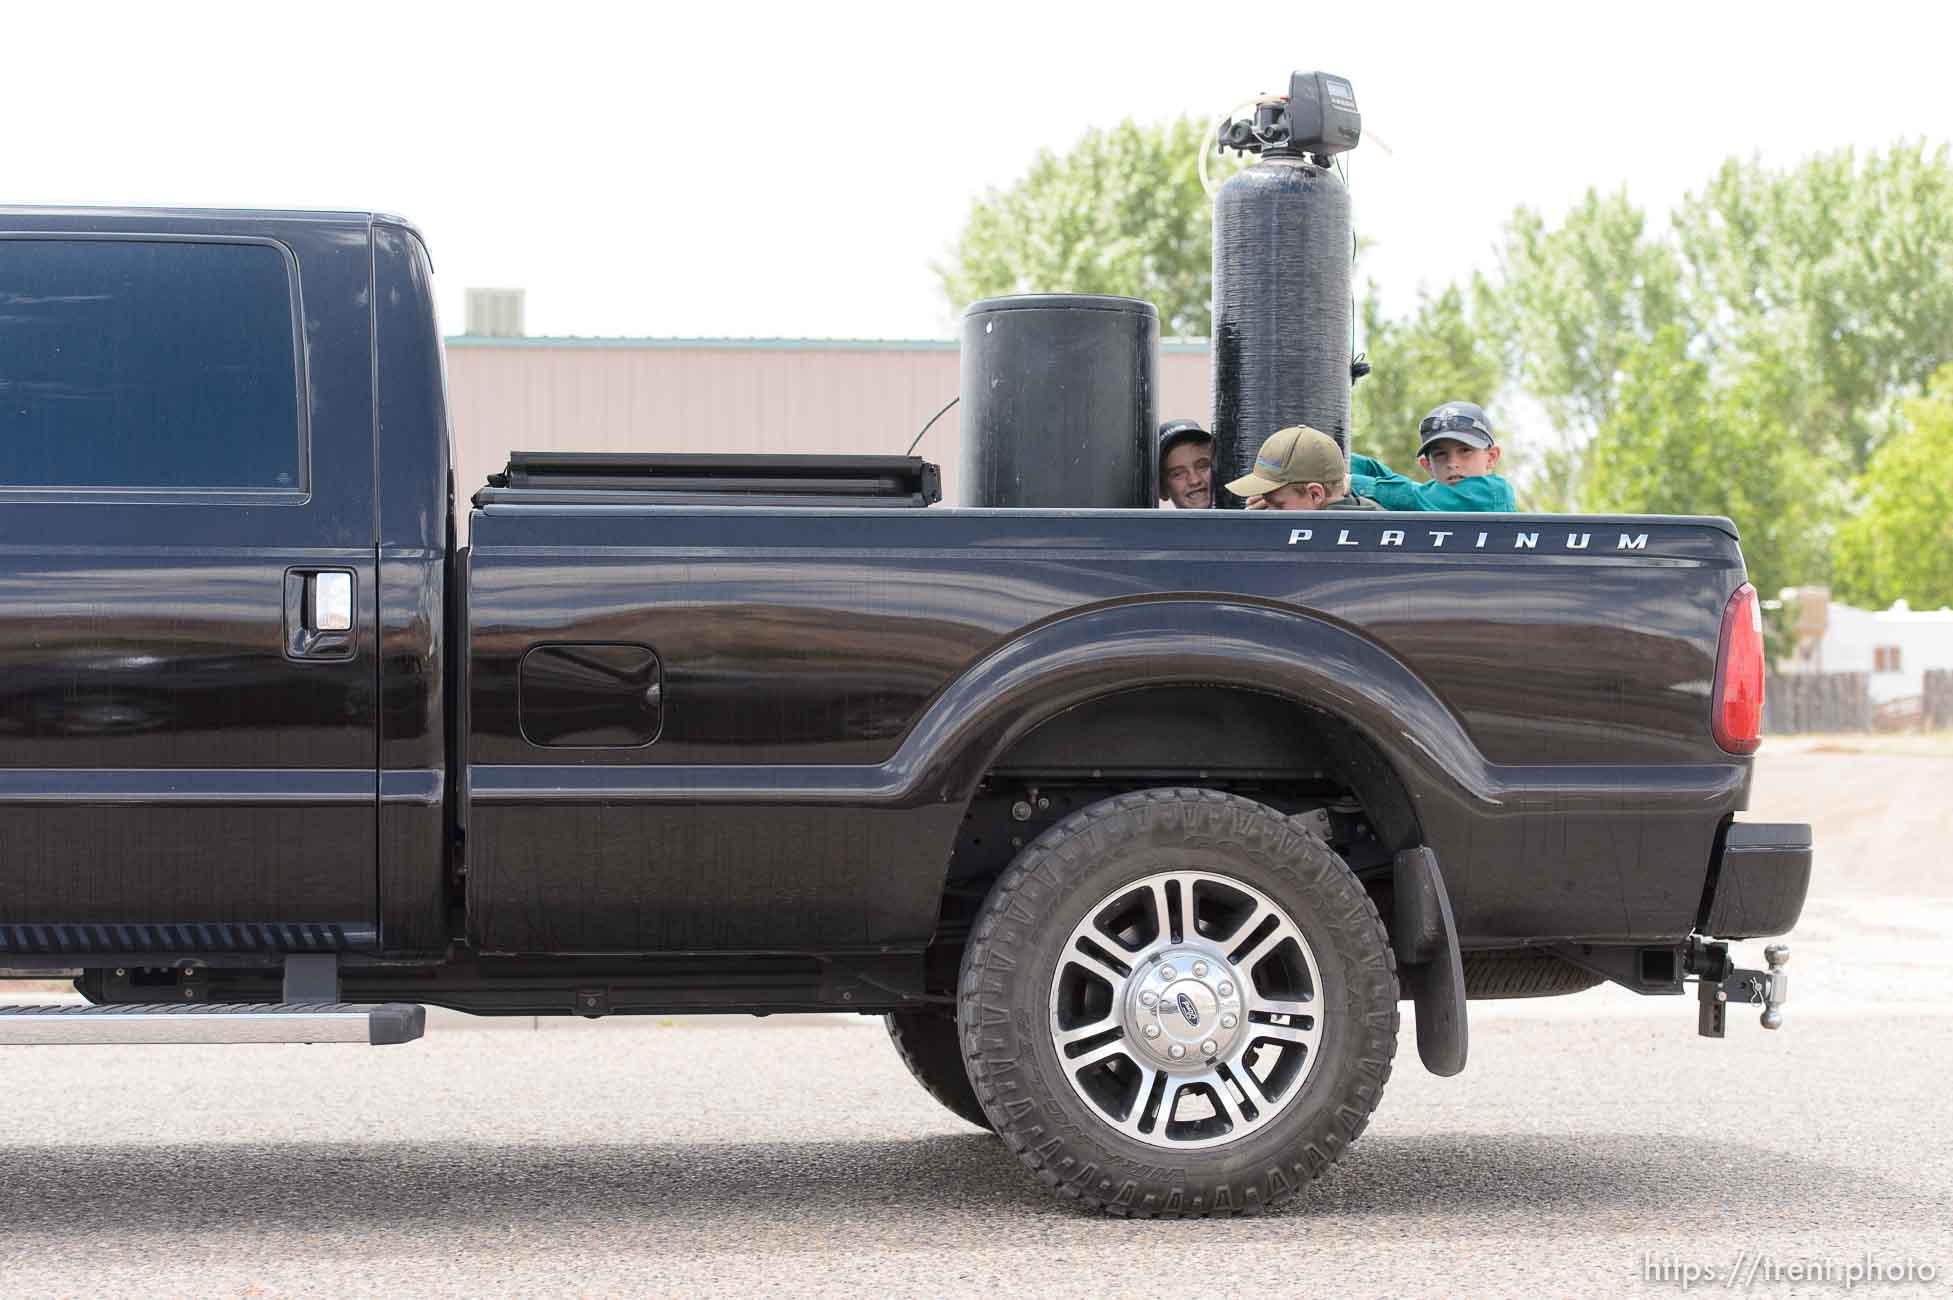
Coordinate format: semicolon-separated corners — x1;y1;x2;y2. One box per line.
1226;425;1381;511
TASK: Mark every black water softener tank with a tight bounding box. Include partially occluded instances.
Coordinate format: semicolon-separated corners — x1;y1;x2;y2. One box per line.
958;294;1157;508
1211;71;1361;505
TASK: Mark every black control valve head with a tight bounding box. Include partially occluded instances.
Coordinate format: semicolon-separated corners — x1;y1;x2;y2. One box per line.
1215;70;1361;163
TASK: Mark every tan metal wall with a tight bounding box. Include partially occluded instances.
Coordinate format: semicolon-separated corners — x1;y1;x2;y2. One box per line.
445;338;1214;515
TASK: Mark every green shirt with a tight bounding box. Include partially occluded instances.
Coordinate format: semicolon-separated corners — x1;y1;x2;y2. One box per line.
1323;492;1382;511
1348;454;1516;512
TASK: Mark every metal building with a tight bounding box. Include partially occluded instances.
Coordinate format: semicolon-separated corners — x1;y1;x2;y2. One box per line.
444;336;1215;511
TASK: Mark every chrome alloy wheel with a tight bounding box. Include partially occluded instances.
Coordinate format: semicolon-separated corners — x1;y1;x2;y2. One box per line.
1047;870;1325;1150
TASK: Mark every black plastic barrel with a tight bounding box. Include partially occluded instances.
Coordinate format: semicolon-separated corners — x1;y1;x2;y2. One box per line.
1211;157;1352;506
958;294;1157;508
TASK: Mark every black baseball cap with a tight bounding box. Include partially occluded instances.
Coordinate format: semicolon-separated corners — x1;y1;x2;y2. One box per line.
1158;419;1213;459
1417;402;1495;455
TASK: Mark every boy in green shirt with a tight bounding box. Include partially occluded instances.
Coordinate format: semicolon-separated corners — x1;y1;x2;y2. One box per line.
1349;401;1516;512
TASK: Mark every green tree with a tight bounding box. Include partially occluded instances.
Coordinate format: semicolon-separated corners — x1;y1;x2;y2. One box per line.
1674;143;1953;469
1487;189;1685;509
1351;280;1503;473
939;116;1222;337
1485;145;1953;536
1582;326;1836;622
1833;364;1953;608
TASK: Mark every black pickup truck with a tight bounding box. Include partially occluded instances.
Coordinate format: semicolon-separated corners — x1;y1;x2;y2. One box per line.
0;208;1809;1217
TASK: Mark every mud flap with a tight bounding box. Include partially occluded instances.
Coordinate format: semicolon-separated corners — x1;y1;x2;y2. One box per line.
1393;847;1468;1076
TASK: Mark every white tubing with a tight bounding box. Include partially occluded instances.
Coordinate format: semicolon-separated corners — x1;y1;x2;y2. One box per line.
1199;93;1288;197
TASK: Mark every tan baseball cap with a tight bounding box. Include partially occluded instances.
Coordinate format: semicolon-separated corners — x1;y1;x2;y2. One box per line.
1225;426;1346;497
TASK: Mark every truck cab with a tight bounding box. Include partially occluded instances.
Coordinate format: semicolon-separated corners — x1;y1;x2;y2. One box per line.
0;211;452;962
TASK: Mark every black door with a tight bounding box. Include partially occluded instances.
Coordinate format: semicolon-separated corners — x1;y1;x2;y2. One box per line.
0;218;379;955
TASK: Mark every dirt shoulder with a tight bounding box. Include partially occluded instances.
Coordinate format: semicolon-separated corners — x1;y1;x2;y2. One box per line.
1747;743;1949;896
1764;731;1953;758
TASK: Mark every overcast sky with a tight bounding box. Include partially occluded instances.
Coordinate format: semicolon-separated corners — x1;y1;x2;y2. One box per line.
8;1;1951;342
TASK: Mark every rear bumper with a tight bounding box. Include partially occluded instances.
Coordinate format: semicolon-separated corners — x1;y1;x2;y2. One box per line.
1703;821;1812;939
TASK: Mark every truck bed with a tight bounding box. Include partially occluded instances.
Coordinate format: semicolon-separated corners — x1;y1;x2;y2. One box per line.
464;501;1751;955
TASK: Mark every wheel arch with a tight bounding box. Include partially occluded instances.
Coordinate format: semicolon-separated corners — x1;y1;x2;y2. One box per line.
892;596;1482;829
986;683;1422;852
894;598;1485;962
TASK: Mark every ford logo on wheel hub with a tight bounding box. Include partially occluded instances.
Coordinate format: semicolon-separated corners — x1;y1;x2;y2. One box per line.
1176;992;1201;1027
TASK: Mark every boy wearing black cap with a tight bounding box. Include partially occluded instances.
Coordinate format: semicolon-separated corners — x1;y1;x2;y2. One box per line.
1350;401;1516;512
1157;420;1217;510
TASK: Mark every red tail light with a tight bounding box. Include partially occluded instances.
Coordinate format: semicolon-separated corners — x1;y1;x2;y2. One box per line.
1712;582;1765;754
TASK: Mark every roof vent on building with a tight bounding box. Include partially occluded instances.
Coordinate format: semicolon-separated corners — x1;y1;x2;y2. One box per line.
466;288;526;338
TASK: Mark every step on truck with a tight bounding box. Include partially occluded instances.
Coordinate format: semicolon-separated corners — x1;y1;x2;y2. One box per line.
0;204;1807;1217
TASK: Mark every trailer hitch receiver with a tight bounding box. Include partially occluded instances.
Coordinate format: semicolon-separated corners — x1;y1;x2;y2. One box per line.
1688;939;1789;1037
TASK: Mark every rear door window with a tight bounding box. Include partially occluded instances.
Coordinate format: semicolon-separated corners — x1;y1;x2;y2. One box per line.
0;237;303;491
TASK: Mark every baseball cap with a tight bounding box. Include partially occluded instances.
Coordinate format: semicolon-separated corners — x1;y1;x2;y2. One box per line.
1225;425;1346;497
1416;402;1495;455
1158;419;1213;460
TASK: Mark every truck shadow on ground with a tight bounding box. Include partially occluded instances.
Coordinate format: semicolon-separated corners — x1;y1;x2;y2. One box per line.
0;1132;1913;1239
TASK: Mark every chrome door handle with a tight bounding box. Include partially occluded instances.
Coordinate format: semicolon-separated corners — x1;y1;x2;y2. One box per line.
309;571;354;631
284;568;356;661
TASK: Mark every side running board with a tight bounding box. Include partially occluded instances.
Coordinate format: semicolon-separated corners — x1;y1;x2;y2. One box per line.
0;1002;425;1046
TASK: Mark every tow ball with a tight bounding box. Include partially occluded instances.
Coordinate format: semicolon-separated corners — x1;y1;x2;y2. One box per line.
1687;939;1789;1038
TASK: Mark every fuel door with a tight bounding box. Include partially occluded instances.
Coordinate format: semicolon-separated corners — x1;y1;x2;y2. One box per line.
518;643;663;748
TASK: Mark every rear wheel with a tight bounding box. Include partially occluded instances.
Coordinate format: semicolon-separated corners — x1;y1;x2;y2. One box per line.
959;788;1398;1216
885;1009;993;1131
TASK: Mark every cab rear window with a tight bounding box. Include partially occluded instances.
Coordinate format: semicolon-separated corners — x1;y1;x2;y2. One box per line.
0;238;303;491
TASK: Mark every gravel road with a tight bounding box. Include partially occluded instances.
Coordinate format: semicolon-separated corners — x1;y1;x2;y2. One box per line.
1;748;1946;1298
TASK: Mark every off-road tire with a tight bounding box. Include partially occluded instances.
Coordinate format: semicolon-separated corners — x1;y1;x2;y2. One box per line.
885;1009;994;1131
958;787;1398;1217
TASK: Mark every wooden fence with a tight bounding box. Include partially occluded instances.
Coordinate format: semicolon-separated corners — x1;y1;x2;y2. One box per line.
1764;670;1953;733
1927;670;1953;731
1763;672;1873;734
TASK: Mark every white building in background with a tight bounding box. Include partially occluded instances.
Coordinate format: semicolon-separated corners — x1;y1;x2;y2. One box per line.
1778;587;1953;703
